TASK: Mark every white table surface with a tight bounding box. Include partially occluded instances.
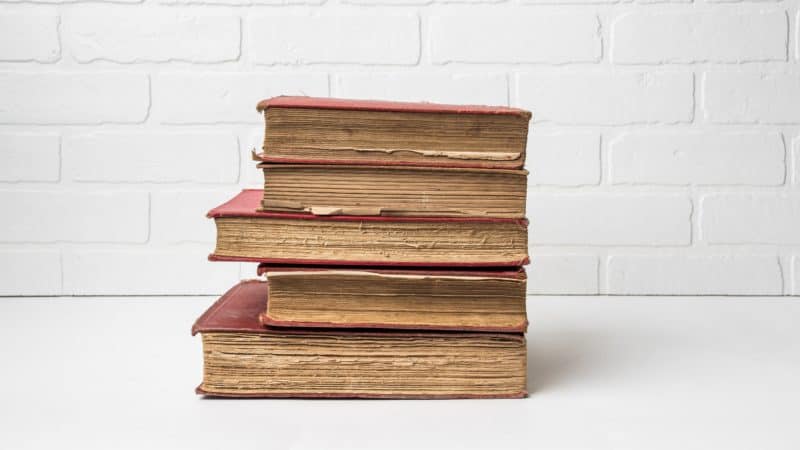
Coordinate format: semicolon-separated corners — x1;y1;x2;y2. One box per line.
1;295;798;450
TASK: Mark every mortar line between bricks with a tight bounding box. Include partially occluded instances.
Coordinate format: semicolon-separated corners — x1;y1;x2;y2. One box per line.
2;294;799;299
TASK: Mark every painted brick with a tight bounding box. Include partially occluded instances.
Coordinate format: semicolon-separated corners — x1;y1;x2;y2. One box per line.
249;14;419;65
240;129;266;188
608;255;782;295
152;72;328;124
62;249;240;295
63;132;238;183
705;0;780;3
150;190;239;244
334;73;508;105
609;132;785;185
527;255;599;295
701;194;800;244
346;0;503;3
0;0;138;3
703;71;800;124
0;250;61;296
0;0;798;298
0;133;60;182
521;0;620;3
528;194;692;245
612;11;787;64
517;71;693;125
0;72;149;124
64;8;239;63
163;0;322;4
527;133;600;186
794;137;800;186
0;13;60;62
0;191;148;243
430;13;600;64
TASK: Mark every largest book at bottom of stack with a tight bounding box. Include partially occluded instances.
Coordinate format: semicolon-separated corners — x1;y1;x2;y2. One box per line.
193;280;528;399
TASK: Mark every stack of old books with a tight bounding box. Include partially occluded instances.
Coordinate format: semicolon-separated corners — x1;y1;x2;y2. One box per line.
193;96;532;399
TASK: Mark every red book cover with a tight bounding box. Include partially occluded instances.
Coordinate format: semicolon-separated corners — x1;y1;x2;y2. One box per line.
256;95;532;117
192;280;528;399
208;190;530;268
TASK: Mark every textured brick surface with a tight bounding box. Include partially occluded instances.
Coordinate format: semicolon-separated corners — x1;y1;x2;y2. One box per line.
609;132;785;185
62;249;240;295
528;194;692;246
334;73;508;105
527;133;600;186
611;11;786;64
517;72;693;125
0;191;149;243
526;255;599;295
0;13;60;62
64;7;239;63
0;72;149;124
0;250;62;296
150;190;239;243
63;132;239;183
249;14;419;65
608;255;783;295
701;194;800;244
0;134;60;182
703;71;800;124
1;2;798;295
431;13;600;64
152;73;328;124
793;256;800;295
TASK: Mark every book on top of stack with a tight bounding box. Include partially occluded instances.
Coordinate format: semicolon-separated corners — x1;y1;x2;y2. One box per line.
194;96;532;399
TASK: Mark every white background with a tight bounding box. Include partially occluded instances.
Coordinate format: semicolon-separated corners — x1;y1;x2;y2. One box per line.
2;0;800;296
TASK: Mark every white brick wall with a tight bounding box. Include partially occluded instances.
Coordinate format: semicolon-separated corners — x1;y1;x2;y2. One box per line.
527;133;600;186
334;72;508;105
529;194;692;246
517;71;694;125
0;2;798;296
609;132;785;185
0;134;60;182
703;71;800;124
0;13;60;62
430;13;601;64
607;255;783;295
248;14;419;64
62;132;239;183
611;11;787;64
0;72;149;124
63;8;240;63
152;72;328;124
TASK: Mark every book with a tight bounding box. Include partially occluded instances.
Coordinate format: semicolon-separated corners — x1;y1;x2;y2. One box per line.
258;266;528;332
259;164;527;218
208;190;529;267
193;280;528;399
253;96;532;169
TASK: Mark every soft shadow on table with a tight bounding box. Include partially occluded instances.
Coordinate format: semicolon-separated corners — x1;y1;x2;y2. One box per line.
526;330;606;394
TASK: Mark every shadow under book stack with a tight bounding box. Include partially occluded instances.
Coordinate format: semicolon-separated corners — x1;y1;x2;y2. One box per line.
193;96;532;399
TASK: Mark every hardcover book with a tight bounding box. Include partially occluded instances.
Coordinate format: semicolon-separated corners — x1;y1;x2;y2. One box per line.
208;190;529;267
259;266;528;332
259;164;527;218
193;280;528;399
253;96;532;169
